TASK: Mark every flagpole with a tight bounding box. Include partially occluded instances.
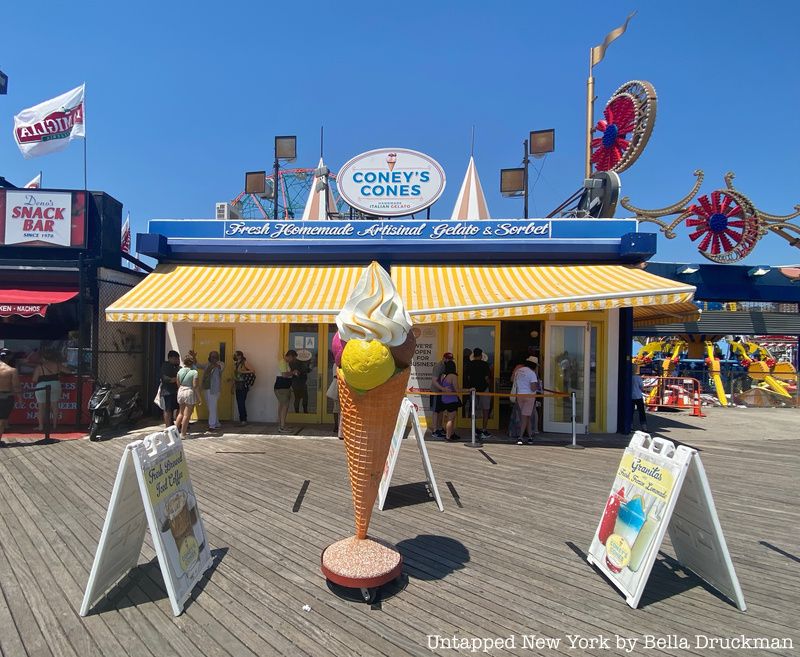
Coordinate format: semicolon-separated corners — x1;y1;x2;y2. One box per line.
585;51;595;179
83;134;87;191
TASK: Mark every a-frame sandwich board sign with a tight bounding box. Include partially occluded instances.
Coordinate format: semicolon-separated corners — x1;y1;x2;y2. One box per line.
378;397;444;512
81;427;213;617
587;432;746;611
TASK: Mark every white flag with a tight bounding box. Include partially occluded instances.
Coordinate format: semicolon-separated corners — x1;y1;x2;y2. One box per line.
23;172;42;188
13;84;85;159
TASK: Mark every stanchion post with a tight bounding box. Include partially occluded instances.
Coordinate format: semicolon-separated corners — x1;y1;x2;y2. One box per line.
564;391;584;450
465;388;482;448
43;385;51;442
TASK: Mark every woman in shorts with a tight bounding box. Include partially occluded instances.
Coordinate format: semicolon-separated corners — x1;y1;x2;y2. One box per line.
433;360;461;441
274;351;295;433
31;350;70;431
175;355;200;439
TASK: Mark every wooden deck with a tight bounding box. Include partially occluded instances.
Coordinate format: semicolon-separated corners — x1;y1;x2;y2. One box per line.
0;408;798;656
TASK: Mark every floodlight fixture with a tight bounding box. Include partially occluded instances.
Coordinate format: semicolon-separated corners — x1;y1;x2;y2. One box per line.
676;264;700;275
529;129;555;158
500;168;525;197
747;266;771;277
245;171;266;195
275;135;297;161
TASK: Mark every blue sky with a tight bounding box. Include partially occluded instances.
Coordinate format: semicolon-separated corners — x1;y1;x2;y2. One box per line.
2;1;798;265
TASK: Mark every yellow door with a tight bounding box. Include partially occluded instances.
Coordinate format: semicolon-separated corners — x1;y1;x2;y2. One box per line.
192;328;235;422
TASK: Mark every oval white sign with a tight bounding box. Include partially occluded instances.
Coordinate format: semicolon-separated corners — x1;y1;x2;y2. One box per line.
337;148;446;217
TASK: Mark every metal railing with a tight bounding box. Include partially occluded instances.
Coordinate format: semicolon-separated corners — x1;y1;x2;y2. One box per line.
407;388;578;448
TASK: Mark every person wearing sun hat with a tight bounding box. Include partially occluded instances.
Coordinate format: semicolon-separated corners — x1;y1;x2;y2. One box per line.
514;356;541;444
430;352;454;438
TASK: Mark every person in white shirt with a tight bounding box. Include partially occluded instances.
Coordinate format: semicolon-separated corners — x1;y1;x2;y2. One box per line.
513;358;540;445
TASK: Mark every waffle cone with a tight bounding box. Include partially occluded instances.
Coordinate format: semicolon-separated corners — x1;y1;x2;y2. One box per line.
338;367;410;539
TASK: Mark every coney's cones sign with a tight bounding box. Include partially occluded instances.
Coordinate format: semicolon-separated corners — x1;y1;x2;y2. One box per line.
13;84;85;159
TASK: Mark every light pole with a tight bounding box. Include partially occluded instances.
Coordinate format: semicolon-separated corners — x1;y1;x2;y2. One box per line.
501;129;554;219
273;135;297;220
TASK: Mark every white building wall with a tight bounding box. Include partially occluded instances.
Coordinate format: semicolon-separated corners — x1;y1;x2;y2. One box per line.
165;322;281;422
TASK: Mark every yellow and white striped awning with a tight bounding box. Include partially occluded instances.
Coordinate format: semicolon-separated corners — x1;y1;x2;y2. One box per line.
391;264;697;324
105;264;365;323
632;302;701;327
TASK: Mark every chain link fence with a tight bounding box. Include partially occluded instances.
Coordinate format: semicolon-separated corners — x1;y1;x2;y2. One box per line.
95;268;159;414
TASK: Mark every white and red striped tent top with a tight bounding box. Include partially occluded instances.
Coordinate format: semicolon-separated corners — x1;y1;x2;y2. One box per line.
450;156;490;220
301;158;338;221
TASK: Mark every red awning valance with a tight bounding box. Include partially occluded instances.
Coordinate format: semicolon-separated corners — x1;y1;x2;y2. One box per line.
0;288;78;318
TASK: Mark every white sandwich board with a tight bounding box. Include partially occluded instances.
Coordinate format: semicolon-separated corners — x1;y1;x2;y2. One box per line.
378;397;444;512
81;427;213;617
587;432;745;611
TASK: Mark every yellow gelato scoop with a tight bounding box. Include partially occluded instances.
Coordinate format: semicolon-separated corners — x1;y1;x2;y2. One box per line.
341;339;395;391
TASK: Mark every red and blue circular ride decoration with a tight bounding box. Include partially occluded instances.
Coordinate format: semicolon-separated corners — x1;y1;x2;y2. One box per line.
685;190;761;263
591;81;657;174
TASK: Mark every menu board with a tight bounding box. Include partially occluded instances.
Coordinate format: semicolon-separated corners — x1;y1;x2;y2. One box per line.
587;432;745;611
81;427;213;616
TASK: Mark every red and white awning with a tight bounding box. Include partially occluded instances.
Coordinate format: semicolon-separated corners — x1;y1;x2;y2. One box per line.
0;288;78;318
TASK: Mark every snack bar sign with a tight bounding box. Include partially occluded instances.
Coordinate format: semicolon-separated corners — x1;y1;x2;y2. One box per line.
337;148;446;217
1;190;83;247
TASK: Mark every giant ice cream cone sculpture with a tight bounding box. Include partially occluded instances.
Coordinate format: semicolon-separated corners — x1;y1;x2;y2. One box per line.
338;367;410;538
322;261;416;592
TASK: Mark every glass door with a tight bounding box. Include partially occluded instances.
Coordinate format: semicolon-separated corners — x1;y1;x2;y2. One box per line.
543;321;590;434
284;323;322;424
458;321;500;431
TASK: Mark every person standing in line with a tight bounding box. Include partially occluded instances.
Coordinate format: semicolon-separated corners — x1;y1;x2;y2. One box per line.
429;352;453;438
632;365;649;433
433;360;461;442
0;349;21;447
514;359;539;445
196;350;224;430
287;352;309;413
160;350;180;427
230;351;255;426
175;354;200;439
465;347;493;438
274;350;296;433
31;349;70;431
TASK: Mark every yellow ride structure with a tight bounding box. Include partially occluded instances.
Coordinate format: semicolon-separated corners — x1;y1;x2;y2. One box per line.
726;338;796;399
633;336;797;406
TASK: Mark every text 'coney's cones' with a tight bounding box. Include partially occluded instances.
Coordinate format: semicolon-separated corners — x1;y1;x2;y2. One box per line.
338;368;410;539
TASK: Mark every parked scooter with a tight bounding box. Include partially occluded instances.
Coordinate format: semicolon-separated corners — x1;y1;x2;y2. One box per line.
88;374;143;441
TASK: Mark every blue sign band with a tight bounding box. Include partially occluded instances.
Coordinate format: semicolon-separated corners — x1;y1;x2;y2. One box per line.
149;219;638;242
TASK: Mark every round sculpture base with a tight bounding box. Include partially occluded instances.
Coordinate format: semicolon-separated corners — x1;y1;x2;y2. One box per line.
321;536;403;591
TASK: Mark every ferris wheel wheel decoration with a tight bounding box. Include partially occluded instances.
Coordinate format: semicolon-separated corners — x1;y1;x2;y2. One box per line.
685;190;762;263
591;80;657;174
